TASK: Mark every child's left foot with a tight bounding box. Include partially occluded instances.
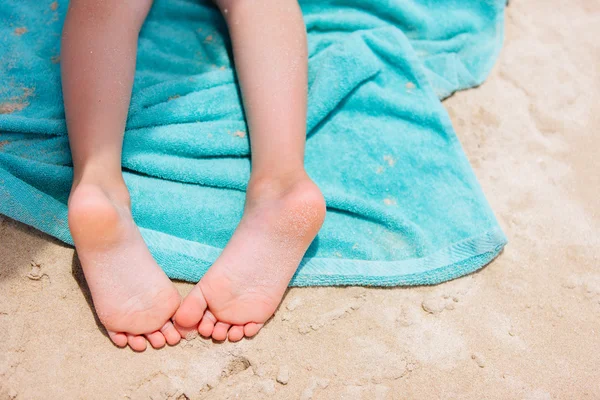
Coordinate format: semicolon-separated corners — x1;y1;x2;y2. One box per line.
174;175;325;342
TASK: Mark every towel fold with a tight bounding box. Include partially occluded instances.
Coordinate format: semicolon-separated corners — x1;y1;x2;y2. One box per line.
0;0;507;286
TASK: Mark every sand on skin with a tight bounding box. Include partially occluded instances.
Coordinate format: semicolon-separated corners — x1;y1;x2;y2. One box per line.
1;0;599;398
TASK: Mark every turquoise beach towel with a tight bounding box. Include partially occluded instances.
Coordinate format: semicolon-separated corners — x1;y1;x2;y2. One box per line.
0;0;506;286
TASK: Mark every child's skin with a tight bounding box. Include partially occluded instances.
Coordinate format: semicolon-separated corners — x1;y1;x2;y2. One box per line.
62;0;325;351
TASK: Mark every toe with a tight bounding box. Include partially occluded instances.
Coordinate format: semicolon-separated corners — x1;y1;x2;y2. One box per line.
173;321;199;341
227;325;244;342
243;323;263;338
107;331;128;348
161;321;181;345
212;322;231;341
145;331;166;349
127;334;148;352
198;310;217;337
174;285;207;328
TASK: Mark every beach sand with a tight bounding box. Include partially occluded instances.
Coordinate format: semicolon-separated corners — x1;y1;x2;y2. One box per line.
1;0;599;398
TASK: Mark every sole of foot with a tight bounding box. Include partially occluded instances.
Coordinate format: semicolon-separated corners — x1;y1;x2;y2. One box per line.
69;183;182;351
174;175;325;342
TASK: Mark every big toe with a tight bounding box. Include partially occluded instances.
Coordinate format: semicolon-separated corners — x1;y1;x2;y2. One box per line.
173;320;198;341
174;285;207;328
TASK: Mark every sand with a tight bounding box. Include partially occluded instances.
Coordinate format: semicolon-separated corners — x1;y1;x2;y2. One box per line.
1;0;599;398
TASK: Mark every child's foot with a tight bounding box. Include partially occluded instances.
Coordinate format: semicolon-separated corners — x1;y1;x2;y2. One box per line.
174;174;325;342
69;182;182;351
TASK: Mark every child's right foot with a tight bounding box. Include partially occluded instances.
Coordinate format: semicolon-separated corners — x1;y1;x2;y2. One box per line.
68;182;182;351
174;174;326;342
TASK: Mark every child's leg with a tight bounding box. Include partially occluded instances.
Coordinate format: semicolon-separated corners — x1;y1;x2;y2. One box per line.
174;0;326;341
62;0;181;351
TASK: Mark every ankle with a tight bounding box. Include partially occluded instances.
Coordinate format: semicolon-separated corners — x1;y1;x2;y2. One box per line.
246;170;312;200
246;172;326;224
71;173;131;209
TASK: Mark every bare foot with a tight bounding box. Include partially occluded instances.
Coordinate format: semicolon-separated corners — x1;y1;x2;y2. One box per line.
69;182;182;351
174;175;325;341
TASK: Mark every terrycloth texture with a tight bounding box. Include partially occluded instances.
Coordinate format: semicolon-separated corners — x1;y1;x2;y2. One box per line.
0;0;507;286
